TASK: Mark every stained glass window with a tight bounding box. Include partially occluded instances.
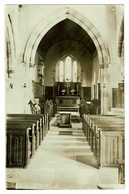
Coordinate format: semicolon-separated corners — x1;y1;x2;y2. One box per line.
65;56;72;82
58;56;78;82
73;61;77;82
59;61;63;82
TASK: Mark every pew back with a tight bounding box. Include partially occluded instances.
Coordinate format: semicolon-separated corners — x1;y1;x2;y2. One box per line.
6;113;50;168
7;113;50;134
83;114;125;168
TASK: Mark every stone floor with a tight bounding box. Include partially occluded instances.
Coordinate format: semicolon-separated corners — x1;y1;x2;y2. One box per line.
6;116;119;190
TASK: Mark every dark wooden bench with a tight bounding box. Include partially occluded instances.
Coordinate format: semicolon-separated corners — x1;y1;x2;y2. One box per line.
7;114;50;138
6;114;50;168
7;118;42;144
7;122;36;158
7;120;40;150
6;126;31;168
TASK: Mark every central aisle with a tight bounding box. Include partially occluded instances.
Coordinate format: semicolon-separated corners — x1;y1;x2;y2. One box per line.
6;116;118;190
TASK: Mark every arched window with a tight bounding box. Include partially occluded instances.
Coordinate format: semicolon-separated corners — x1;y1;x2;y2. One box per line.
73;61;77;82
59;61;63;82
65;56;72;82
57;55;79;82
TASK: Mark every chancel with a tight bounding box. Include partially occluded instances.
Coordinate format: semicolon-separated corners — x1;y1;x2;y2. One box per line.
5;5;125;190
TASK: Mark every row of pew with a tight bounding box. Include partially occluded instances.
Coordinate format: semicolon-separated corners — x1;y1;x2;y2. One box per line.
6;114;50;168
83;114;125;184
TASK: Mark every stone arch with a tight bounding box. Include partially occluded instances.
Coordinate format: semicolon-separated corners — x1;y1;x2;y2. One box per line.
118;17;124;82
118;17;124;57
5;14;16;77
22;7;110;67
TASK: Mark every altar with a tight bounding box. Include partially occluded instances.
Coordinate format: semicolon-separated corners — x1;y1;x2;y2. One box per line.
55;81;81;114
55;95;80;114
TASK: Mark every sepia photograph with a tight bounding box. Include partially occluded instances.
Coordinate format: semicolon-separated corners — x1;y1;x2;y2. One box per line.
2;2;127;191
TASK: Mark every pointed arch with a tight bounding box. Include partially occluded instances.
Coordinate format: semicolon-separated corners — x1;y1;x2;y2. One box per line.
5;14;16;77
118;17;124;57
22;7;110;67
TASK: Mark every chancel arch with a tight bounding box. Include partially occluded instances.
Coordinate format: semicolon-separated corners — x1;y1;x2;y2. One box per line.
22;7;110;67
22;7;111;115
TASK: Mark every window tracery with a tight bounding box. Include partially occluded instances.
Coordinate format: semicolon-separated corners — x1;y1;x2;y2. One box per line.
57;55;79;82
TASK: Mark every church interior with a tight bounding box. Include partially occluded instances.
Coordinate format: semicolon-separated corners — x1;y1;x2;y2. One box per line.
5;5;125;190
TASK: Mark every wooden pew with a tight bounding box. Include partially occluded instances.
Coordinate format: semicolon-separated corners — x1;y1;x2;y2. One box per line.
86;115;124;140
98;126;124;167
7;118;42;145
88;121;124;149
83;114;125;167
7;114;43;138
7;122;37;156
6;126;31;168
7;114;49;140
83;115;124;145
7;120;40;150
6;114;50;168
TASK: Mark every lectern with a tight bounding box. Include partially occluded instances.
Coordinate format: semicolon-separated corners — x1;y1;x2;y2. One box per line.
59;113;72;128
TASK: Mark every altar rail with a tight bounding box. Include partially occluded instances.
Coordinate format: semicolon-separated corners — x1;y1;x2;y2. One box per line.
6;114;50;168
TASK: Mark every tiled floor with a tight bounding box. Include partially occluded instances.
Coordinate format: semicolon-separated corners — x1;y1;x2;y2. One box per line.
6;116;119;190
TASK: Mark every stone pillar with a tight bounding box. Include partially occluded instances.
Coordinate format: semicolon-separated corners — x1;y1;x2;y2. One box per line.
106;64;112;112
100;64;109;115
24;65;32;113
100;67;104;114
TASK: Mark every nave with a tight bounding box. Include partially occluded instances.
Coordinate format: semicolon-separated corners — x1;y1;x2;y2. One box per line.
5;5;125;190
6;116;119;190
